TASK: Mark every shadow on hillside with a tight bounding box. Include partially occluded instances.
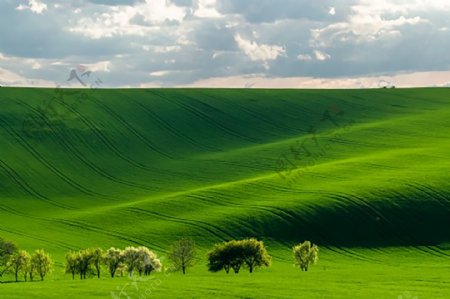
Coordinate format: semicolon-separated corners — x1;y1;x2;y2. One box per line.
237;183;450;248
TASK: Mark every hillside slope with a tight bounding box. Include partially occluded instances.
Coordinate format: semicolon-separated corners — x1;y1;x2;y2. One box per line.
0;87;449;257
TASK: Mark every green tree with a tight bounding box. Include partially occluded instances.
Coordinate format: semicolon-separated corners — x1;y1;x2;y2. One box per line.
65;251;79;280
227;240;244;274
208;240;270;274
241;238;271;273
0;237;17;280
168;238;196;274
116;263;127;277
8;250;31;282
136;246;162;276
78;249;94;280
91;248;104;279
22;250;31;282
123;247;140;277
207;243;228;273
293;241;319;272
31;249;53;281
104;247;123;278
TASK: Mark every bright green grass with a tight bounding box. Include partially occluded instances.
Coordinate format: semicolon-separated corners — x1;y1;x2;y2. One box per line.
2;249;450;299
0;87;449;298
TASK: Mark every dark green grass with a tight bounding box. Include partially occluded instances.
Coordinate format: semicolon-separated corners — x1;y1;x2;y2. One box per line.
0;87;449;298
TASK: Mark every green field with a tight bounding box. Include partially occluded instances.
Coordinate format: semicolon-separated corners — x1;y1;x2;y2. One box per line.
0;87;449;298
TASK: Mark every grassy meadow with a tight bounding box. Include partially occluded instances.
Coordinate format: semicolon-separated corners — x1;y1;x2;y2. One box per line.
0;87;449;298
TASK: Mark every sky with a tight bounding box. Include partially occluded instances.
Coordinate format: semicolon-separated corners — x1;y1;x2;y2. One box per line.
1;0;450;88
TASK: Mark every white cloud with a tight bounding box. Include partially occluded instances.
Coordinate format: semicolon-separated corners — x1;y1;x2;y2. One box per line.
328;7;336;16
234;34;285;69
314;50;331;61
0;67;53;87
143;45;182;53
150;70;171;77
31;62;41;70
297;54;312;61
68;0;188;39
181;71;450;89
194;0;222;18
82;61;111;72
312;1;430;47
16;0;47;14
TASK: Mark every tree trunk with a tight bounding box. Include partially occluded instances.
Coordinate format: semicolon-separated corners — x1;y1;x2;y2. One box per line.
72;272;75;280
249;265;253;273
15;272;18;282
182;266;186;275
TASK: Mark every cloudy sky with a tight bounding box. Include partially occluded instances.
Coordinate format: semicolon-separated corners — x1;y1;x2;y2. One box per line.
1;0;450;88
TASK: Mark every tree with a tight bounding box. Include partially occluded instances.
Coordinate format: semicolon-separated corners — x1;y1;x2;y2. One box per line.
241;238;271;273
293;241;319;272
27;252;36;281
116;263;127;277
208;241;243;274
104;247;123;278
78;249;94;280
65;251;79;280
22;251;32;282
31;249;53;281
91;248;104;279
0;237;17;280
8;250;31;282
168;238;196;274
123;247;140;277
207;243;229;274
227;241;244;274
136;246;161;276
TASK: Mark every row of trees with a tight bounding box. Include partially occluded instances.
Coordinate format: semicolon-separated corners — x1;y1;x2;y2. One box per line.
1;237;319;283
206;239;319;273
207;239;319;274
0;238;53;282
65;238;197;280
65;246;162;280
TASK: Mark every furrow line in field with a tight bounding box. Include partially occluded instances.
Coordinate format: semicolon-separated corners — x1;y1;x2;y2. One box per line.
0;158;73;209
149;90;259;143
119;92;217;152
0;226;74;251
88;96;174;159
0;117;108;200
57;99;160;173
126;207;235;241
51;218;166;253
17;99;161;194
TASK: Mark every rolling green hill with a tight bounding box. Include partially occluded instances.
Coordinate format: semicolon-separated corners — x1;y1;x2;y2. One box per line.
0;87;449;298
